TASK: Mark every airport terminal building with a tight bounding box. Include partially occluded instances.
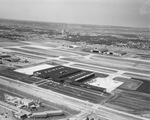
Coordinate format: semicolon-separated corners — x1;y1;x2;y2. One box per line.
33;65;95;83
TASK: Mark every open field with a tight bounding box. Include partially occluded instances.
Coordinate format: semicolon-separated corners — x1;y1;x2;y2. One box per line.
71;63;117;74
6;48;59;58
11;52;46;60
92;54;150;65
55;48;90;56
133;78;150;94
20;46;79;57
0;38;26;47
61;57;150;75
39;83;109;104
122;73;150;81
105;91;150;114
113;77;143;90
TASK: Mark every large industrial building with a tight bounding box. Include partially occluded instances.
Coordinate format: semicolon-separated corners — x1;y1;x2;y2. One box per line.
33;65;95;82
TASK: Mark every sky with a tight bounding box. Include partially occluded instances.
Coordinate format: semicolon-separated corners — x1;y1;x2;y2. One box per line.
0;0;149;28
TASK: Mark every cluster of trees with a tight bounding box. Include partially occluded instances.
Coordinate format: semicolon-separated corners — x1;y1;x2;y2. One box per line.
60;34;150;49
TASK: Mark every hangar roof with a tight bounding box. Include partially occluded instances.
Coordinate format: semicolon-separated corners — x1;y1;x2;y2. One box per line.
15;64;54;75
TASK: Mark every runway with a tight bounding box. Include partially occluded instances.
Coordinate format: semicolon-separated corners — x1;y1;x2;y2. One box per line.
61;57;150;76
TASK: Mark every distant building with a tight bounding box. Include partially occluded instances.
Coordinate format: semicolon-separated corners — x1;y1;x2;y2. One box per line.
91;48;108;54
113;51;127;56
14;112;27;119
45;110;63;116
69;45;79;48
30;112;47;118
0;54;11;59
21;98;34;107
98;48;108;54
90;49;99;53
30;110;63;118
4;57;20;62
5;94;21;106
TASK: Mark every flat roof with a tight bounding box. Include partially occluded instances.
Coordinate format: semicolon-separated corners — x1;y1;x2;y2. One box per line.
35;66;81;79
86;77;123;93
15;64;54;75
113;50;127;54
34;65;94;82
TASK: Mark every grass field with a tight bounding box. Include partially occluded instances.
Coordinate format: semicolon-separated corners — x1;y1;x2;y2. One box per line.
11;52;46;60
122;73;150;81
113;77;143;90
105;91;150;113
0;38;26;47
133;78;150;94
71;63;116;74
21;46;78;57
61;57;150;75
6;48;59;58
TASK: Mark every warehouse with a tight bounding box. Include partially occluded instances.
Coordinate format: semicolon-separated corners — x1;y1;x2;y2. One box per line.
0;54;11;59
34;66;95;82
21;98;35;107
112;50;127;56
4;56;20;62
15;64;54;75
30;110;63;118
91;48;108;54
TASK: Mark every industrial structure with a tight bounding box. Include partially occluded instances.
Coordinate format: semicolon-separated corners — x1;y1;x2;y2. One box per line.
34;65;95;83
30;110;63;118
0;53;20;62
91;48;108;54
112;50;127;56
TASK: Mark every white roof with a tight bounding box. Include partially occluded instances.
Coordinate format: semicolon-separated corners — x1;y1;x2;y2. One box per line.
69;45;79;48
86;77;123;93
15;64;54;75
21;98;33;103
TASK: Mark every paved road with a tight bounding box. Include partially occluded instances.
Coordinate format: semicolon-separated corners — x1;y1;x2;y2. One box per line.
0;76;149;120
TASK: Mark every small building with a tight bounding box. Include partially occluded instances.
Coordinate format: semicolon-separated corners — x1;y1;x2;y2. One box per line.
0;54;11;59
90;49;99;53
69;45;79;48
14;112;27;119
30;110;63;118
15;64;54;75
98;48;108;54
5;94;21;106
4;57;20;62
30;112;47;118
91;48;108;54
21;98;34;107
45;110;63;116
0;60;2;64
113;51;127;56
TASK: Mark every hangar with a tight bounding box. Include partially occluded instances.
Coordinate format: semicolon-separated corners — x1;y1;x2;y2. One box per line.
34;65;95;82
15;64;54;75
